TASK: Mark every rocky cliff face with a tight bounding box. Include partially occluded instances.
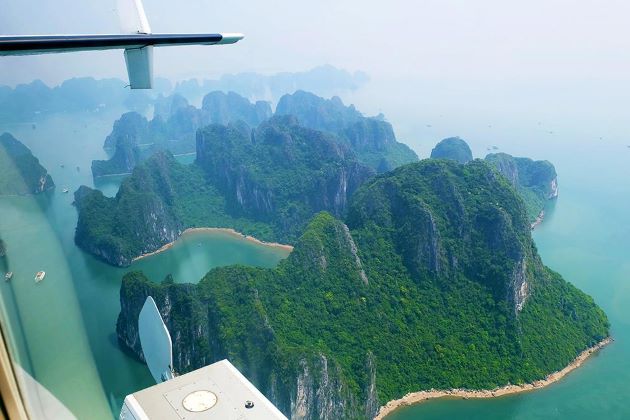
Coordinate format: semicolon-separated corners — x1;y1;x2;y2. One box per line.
348;160;535;314
117;214;382;419
103;111;149;150
116;160;609;419
93;92;272;178
196;116;374;240
75;153;185;266
153;93;190;121
485;152;558;222
76;116;378;265
92;135;140;177
0;132;55;195
202;91;272;127
275;91;418;172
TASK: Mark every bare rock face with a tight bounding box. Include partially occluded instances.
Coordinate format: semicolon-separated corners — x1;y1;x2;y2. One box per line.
195;116;374;241
511;258;530;313
337;223;368;285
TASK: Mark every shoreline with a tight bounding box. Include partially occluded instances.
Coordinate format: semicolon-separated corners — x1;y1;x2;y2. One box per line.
530;209;545;230
375;337;612;419
131;227;294;263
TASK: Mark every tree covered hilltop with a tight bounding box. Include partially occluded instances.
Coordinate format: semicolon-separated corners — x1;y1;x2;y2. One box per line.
94;90;418;178
116;160;608;419
75;99;419;266
0;132;54;196
429;137;558;223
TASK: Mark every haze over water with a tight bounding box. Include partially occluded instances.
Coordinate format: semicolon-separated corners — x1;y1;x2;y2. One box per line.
0;72;628;419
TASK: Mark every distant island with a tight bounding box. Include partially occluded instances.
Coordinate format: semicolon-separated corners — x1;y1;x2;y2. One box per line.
0;133;54;195
276;91;417;172
172;64;369;103
75;116;378;266
76;93;418;266
91;91;272;177
430;137;473;164
0;78;152;122
429;137;558;224
0;66;367;123
116;159;609;419
93;90;416;178
485;153;558;225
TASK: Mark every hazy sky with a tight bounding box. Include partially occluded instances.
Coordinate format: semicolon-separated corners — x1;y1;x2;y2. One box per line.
2;0;630;86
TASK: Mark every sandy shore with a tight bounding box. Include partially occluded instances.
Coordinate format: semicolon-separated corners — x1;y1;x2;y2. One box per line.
131;227;293;262
375;337;612;419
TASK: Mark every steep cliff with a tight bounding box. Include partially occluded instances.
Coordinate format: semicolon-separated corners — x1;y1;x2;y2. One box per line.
275;91;418;172
196;116;374;238
0;132;54;195
76;117;374;266
430;137;473;163
485;152;558;222
117;160;608;419
202;91;272;126
93;92;272;178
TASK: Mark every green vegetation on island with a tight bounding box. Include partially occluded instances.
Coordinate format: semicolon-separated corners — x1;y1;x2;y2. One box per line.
485;152;558;222
0;132;54;195
92;92;273;178
276;90;418;172
430;136;473;163
428;137;558;223
117;160;608;419
76;116;373;266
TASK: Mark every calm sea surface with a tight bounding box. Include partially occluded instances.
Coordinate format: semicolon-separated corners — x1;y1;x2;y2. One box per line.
1;82;629;419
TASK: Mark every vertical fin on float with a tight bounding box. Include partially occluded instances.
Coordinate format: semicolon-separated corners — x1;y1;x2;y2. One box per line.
117;0;153;88
138;296;174;383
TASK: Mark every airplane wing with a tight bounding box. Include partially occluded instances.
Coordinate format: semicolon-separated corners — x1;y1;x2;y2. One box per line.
0;33;244;55
0;0;243;89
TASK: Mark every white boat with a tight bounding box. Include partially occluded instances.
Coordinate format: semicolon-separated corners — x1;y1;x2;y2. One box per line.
62;188;69;193
4;272;12;281
34;271;45;283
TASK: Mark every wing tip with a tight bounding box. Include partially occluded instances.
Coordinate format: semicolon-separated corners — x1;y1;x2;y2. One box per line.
218;33;245;44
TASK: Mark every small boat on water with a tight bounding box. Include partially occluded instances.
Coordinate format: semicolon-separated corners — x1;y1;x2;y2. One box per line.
4;272;12;281
62;188;69;193
34;271;45;283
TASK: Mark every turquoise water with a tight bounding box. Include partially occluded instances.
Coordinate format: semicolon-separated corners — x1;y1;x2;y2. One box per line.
0;112;290;419
357;80;630;419
1;87;629;419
